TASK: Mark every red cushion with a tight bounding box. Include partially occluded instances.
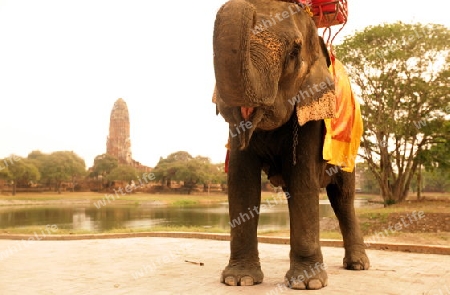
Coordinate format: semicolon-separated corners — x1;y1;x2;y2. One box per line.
298;0;347;27
312;0;339;14
313;0;348;27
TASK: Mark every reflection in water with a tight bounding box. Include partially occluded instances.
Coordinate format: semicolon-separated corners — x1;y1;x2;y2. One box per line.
72;208;94;231
0;202;345;233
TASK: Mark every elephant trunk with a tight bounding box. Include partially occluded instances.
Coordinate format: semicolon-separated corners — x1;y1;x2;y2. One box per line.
213;0;282;108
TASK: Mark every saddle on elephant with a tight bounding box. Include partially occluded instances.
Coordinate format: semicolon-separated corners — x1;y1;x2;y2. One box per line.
289;0;348;28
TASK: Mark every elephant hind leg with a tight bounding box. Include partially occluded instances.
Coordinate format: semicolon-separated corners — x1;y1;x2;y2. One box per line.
326;170;370;270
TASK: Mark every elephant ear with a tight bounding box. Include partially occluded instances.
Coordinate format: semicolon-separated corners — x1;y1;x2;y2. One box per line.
319;36;331;67
295;37;336;126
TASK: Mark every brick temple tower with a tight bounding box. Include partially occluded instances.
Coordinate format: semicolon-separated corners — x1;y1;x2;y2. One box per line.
106;98;132;164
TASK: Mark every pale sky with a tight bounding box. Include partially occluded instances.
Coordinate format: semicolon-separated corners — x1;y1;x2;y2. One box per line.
0;0;448;168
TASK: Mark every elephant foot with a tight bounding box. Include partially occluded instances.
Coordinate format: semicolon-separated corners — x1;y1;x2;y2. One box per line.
220;262;264;286
343;250;370;270
285;262;328;290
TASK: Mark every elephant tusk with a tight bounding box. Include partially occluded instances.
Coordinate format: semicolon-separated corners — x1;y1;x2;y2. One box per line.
239;108;265;150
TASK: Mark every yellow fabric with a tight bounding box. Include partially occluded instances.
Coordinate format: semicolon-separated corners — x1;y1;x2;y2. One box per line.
323;58;363;172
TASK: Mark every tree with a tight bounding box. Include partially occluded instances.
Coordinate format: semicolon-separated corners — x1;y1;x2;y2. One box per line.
27;150;47;163
420;121;450;172
152;151;194;188
0;156;40;196
423;170;450;193
210;163;227;185
27;150;48;181
176;156;225;194
415;121;450;195
355;162;379;194
40;151;86;193
335;22;450;205
92;154;119;175
92;154;119;189
106;165;138;183
153;151;227;193
410;168;450;193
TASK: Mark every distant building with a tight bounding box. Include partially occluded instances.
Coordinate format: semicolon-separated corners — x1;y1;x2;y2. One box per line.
107;98;132;164
106;98;151;172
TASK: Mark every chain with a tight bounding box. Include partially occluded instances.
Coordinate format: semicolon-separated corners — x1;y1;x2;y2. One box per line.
292;116;299;166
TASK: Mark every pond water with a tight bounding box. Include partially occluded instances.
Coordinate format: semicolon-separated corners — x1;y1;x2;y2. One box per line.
0;200;369;233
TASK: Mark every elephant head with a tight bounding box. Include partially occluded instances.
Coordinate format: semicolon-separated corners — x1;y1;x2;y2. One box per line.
213;0;335;149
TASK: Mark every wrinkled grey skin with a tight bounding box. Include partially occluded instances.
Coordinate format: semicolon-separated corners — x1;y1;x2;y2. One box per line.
213;0;370;289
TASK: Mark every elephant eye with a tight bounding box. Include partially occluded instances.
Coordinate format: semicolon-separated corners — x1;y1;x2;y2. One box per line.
289;44;300;57
289;40;302;58
284;38;302;71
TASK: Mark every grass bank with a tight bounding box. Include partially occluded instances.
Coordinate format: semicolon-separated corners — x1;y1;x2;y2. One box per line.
0;191;229;206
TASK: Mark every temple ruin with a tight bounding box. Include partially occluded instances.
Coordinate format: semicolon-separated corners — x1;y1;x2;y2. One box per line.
106;98;151;171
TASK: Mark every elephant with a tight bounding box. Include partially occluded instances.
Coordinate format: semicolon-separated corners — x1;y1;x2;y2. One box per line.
212;0;370;290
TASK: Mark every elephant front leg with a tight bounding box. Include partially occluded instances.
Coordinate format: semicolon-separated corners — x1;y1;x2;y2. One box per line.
284;190;328;290
221;146;263;286
284;121;328;290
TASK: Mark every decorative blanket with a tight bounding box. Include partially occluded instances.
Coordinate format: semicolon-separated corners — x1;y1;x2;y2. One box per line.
322;58;363;172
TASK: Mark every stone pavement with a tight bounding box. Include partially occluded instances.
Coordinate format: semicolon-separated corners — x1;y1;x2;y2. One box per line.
0;237;449;295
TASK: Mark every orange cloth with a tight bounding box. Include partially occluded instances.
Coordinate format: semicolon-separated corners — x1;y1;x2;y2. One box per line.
323;58;363;172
